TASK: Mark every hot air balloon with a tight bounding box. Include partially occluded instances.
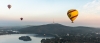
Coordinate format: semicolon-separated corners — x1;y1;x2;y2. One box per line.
7;4;11;9
20;17;23;21
67;9;78;23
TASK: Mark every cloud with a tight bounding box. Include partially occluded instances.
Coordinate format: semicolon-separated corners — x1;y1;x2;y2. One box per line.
80;0;100;15
78;0;100;20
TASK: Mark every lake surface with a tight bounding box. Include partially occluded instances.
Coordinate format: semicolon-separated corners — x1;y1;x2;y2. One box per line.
0;34;53;43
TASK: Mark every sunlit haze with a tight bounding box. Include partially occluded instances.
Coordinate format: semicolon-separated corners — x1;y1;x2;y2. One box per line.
0;0;100;27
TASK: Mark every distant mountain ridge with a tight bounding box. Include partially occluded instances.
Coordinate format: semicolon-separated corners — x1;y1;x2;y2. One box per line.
19;23;100;35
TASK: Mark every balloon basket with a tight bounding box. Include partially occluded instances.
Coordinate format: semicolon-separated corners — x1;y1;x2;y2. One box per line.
72;22;74;23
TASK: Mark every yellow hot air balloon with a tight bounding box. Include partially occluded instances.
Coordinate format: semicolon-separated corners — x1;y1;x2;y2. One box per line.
67;9;78;23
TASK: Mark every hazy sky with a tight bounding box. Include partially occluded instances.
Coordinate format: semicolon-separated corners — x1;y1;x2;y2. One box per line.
0;0;100;27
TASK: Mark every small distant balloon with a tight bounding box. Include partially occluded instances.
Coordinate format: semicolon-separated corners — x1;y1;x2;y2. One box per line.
20;17;23;21
7;4;11;9
67;9;78;23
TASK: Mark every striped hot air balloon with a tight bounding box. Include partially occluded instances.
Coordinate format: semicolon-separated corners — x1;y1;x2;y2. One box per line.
67;9;78;23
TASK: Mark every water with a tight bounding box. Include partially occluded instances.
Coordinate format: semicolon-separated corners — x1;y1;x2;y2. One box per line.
0;34;52;43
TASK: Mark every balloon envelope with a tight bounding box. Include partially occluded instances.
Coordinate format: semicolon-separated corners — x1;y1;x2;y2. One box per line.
67;9;78;23
7;4;11;9
20;18;23;21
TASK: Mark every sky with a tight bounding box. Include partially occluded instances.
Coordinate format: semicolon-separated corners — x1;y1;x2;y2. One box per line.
0;0;100;27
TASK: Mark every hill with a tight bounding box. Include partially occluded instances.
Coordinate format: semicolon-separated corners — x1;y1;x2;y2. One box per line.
19;23;100;36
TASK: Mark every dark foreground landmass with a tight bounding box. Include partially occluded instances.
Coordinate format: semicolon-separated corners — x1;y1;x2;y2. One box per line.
41;33;100;43
0;23;100;43
18;23;100;43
